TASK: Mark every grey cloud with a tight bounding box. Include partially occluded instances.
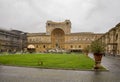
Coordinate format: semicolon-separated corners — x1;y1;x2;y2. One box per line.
0;0;120;33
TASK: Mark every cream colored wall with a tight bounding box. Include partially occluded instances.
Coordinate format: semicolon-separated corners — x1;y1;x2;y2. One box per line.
64;33;102;51
27;32;102;52
27;34;51;52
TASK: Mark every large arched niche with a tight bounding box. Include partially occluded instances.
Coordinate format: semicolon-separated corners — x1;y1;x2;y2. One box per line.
51;28;65;49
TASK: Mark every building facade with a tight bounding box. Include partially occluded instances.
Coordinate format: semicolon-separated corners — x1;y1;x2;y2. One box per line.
98;23;120;56
27;20;103;52
0;29;27;53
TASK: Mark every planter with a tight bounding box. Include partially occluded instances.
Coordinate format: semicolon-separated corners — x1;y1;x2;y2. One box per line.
94;53;102;61
90;41;105;69
93;53;103;69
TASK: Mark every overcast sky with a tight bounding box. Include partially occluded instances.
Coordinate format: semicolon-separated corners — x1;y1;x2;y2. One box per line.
0;0;120;33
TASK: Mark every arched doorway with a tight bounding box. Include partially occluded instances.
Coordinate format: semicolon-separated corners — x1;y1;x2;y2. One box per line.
51;28;65;49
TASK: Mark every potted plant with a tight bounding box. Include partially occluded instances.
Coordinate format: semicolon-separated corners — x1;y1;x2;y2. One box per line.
90;41;105;69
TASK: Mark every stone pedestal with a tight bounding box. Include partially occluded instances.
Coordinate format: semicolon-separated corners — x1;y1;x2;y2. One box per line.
94;61;101;69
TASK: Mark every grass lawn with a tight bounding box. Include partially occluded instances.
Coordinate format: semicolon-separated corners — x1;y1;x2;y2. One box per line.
0;53;95;70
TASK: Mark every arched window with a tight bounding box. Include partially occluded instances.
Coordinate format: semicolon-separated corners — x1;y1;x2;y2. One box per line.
116;34;118;41
87;45;90;47
66;22;69;25
36;45;38;48
43;45;46;48
79;45;81;48
48;23;50;26
29;39;32;42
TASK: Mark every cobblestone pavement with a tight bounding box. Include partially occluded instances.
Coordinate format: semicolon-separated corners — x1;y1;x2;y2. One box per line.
0;54;120;82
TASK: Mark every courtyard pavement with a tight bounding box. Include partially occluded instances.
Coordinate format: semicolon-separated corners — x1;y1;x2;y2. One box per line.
0;54;120;82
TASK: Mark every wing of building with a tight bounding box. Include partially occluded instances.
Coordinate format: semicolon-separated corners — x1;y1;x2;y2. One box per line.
0;29;27;53
98;23;120;56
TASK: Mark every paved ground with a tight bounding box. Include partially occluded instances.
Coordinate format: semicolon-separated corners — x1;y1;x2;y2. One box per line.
0;54;120;82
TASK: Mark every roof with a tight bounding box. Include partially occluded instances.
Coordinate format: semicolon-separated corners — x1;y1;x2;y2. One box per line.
27;33;46;36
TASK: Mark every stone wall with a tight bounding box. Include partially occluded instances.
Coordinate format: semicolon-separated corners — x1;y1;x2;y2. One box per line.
46;20;71;35
98;23;120;56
